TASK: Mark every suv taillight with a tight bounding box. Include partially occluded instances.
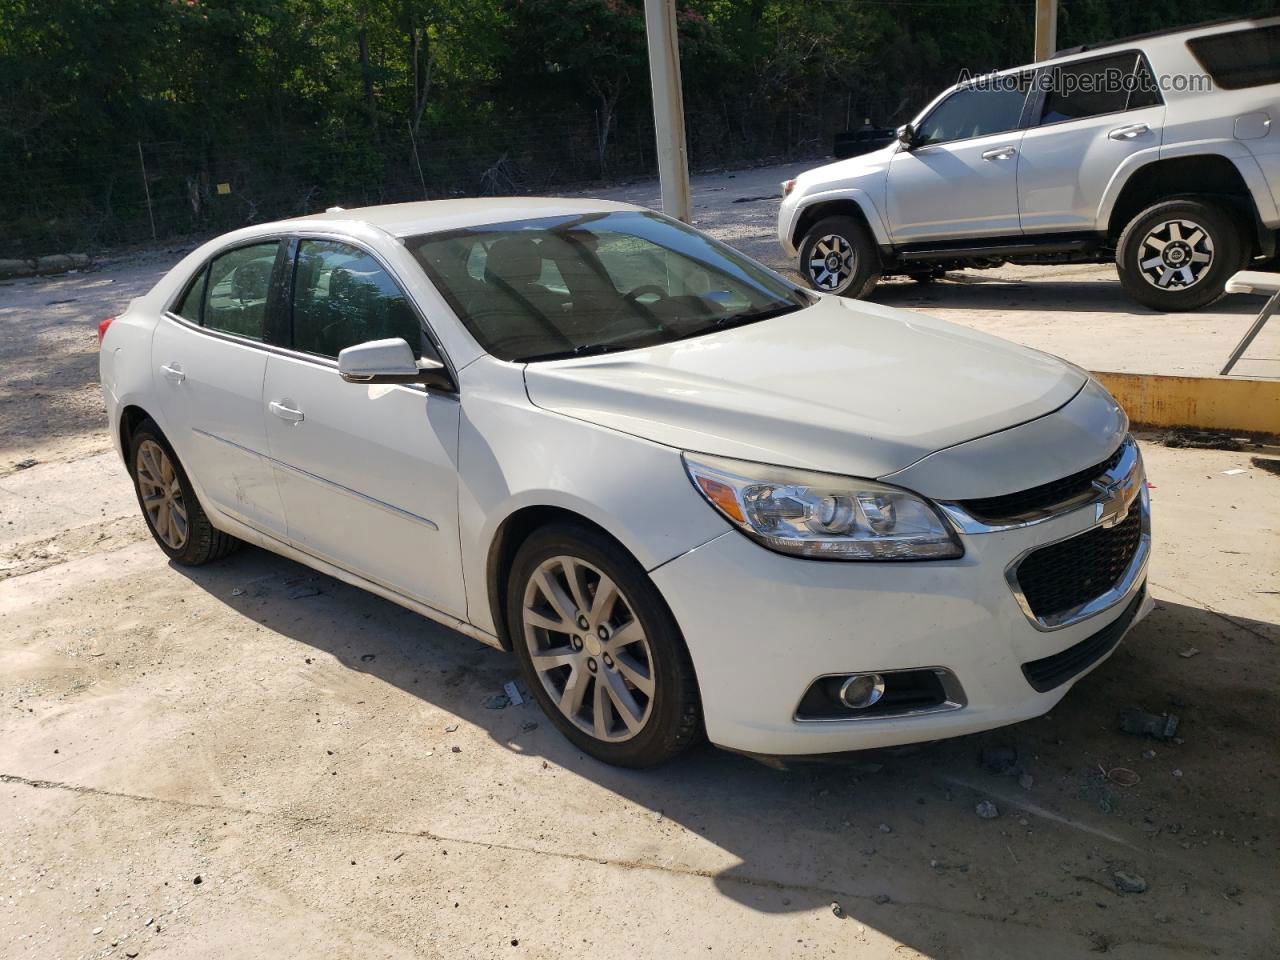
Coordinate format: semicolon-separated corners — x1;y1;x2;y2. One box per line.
98;316;116;345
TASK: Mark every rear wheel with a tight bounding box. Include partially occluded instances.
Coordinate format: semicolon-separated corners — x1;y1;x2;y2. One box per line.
128;419;240;565
1116;198;1245;311
507;522;701;767
799;215;881;298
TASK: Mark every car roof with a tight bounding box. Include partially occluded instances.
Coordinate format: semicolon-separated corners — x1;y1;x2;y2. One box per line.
285;196;641;239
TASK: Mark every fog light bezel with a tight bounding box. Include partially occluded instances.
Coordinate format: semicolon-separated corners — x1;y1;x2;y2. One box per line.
794;667;966;722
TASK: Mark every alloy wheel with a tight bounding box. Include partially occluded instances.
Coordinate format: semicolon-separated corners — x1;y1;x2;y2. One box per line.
808;234;855;291
521;555;655;743
136;439;188;550
1136;219;1214;290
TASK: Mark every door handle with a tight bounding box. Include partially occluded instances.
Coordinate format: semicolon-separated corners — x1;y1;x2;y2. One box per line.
160;363;185;383
1108;123;1150;140
981;146;1017;161
269;400;305;423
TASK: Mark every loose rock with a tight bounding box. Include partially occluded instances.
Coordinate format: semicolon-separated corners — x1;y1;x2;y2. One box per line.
1117;708;1179;740
873;894;890;905
830;901;845;918
1113;871;1148;894
975;800;1000;819
482;693;510;710
1018;773;1035;790
878;823;892;834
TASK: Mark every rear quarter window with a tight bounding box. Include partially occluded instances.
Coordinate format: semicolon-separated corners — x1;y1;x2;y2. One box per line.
1187;24;1280;90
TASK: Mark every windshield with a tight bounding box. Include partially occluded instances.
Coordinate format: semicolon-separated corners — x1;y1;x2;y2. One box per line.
407;210;811;362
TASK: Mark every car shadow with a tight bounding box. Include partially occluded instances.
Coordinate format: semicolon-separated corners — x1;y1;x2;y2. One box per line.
170;546;1277;957
870;275;1266;317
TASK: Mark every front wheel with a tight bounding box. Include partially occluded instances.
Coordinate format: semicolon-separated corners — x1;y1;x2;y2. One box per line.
507;523;701;767
1116;198;1245;311
798;215;881;298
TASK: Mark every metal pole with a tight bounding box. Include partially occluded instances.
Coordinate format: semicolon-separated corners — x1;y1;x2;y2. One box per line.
1221;289;1280;375
137;140;157;241
1034;0;1058;61
643;0;690;222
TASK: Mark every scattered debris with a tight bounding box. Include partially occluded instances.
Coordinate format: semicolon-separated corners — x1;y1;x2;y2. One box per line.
445;723;459;733
92;927;103;936
1160;429;1242;451
521;720;539;732
1018;773;1035;790
231;587;244;597
1221;468;1247;476
830;901;845;918
1178;647;1201;659
287;585;321;599
451;745;461;753
878;823;892;834
873;894;890;905
1172;769;1183;779
1142;750;1156;760
975;800;1000;819
503;680;524;705
360;653;376;662
14;458;38;470
1105;767;1141;787
193;875;202;885
1113;871;1148;894
732;194;779;203
1117;709;1179;740
482;693;510;710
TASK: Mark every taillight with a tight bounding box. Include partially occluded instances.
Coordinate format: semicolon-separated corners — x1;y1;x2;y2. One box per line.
98;316;116;345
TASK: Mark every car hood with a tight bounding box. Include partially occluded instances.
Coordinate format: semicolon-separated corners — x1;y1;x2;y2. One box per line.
522;296;1086;482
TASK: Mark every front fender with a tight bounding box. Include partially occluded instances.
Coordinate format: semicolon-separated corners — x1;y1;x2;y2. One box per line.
781;186;893;255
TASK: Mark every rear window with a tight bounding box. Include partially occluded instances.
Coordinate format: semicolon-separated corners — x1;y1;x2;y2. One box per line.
1187;24;1280;90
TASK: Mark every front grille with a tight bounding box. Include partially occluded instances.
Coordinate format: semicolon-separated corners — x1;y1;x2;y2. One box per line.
1015;507;1143;620
1022;583;1145;692
961;443;1125;523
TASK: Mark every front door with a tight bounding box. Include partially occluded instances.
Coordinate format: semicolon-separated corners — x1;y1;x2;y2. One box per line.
151;240;288;538
262;238;466;618
887;79;1031;243
1017;52;1166;233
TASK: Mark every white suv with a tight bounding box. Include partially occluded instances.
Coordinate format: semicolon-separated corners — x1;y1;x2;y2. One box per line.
779;15;1280;311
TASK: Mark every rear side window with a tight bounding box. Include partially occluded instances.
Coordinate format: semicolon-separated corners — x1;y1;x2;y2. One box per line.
1039;52;1155;125
290;240;423;358
1188;24;1280;90
915;81;1030;146
203;242;279;340
173;268;207;323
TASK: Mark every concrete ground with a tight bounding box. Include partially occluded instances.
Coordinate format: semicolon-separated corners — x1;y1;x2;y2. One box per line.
2;163;1279;959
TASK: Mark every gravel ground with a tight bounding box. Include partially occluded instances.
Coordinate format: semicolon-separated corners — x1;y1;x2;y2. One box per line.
1;163;1278;959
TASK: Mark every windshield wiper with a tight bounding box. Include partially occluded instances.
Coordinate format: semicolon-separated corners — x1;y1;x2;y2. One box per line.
679;302;805;340
517;342;629;363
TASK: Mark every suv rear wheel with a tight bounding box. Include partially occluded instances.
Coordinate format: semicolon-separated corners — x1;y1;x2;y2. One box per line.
1116;198;1245;311
798;215;881;298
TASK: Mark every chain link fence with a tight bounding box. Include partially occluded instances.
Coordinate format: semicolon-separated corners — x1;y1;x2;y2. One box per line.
2;95;902;258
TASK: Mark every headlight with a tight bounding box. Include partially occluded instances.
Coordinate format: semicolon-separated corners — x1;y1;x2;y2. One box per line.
683;452;963;561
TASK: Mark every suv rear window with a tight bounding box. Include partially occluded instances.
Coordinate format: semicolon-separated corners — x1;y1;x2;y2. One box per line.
1039;52;1158;125
1187;24;1280;90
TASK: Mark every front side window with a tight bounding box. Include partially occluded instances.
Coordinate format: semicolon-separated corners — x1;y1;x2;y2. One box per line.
408;211;810;362
203;242;279;340
290;240;423;358
914;81;1030;146
1188;24;1280;90
1039;52;1155;125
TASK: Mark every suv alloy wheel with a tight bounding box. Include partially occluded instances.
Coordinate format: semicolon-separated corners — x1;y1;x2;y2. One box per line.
1116;198;1245;311
799;215;881;298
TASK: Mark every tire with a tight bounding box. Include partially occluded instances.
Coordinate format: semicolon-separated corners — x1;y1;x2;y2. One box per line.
1116;198;1246;311
127;418;240;566
798;215;881;298
506;522;701;767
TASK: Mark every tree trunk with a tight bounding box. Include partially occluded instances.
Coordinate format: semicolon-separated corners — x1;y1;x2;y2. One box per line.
359;27;378;136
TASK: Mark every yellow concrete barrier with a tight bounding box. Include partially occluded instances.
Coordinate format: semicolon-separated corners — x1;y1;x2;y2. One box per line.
1092;371;1280;437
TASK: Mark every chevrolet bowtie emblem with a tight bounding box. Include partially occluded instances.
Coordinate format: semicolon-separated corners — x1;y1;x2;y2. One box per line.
1093;471;1137;527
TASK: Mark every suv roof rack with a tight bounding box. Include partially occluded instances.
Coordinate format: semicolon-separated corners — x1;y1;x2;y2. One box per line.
1052;11;1279;58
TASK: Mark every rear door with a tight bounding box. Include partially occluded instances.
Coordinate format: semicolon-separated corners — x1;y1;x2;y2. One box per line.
151;240;288;538
261;237;467;618
1016;51;1165;233
886;78;1031;242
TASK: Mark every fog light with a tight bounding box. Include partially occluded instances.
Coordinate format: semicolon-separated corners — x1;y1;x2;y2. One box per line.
838;673;886;709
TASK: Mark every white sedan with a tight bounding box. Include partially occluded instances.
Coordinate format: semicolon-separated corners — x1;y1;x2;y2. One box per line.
99;198;1151;767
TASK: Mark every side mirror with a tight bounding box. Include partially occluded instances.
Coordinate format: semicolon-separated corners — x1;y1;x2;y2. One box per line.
896;123;917;149
338;337;455;391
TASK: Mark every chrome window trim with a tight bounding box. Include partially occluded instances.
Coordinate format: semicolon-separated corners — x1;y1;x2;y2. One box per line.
792;667;967;724
937;435;1138;535
1005;483;1150;633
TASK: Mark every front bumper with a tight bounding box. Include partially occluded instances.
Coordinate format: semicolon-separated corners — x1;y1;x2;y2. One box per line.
652;484;1152;756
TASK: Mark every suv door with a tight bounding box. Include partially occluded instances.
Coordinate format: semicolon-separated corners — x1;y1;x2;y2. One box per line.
151;240;289;538
1016;51;1165;233
886;77;1031;242
262;237;467;618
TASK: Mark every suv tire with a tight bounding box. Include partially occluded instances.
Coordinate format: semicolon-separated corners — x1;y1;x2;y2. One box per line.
128;418;241;566
799;215;881;298
507;522;702;767
1116;198;1245;311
